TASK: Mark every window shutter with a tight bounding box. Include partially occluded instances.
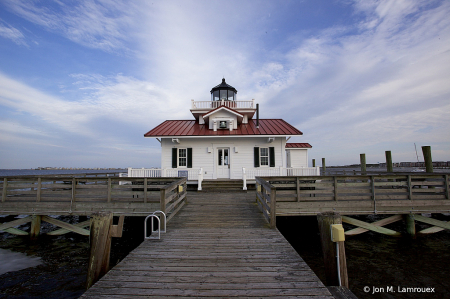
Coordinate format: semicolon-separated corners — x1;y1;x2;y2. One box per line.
254;147;260;167
172;148;177;168
187;148;192;168
269;147;275;167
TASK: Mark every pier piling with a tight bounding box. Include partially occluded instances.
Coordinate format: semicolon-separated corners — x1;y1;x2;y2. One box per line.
422;146;433;173
385;151;393;172
86;212;113;289
317;212;348;288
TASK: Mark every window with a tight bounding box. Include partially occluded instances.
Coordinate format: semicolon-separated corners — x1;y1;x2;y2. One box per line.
178;148;187;167
254;146;275;168
260;148;269;166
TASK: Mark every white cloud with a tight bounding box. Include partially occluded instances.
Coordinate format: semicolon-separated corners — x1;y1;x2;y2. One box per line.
3;0;140;53
0;21;27;46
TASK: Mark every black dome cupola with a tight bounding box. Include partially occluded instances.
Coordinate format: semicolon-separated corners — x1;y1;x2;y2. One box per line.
210;78;237;101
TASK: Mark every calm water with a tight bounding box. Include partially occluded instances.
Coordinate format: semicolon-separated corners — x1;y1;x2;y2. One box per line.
277;215;450;299
0;169;125;177
0;216;145;299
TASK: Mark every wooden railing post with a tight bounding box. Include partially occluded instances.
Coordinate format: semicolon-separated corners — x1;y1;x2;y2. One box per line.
2;178;7;202
86;212;113;289
317;212;348;287
445;174;449;200
107;178;112;203
37;178;42;202
144;178;148;203
160;188;166;229
270;187;276;229
334;176;338;201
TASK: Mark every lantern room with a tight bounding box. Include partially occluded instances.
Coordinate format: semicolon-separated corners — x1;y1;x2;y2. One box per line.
210;78;237;101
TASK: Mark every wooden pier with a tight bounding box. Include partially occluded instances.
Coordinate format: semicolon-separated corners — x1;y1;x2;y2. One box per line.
81;192;334;298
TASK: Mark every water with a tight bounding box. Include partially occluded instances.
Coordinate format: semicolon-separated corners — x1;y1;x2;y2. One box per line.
0;169;125;177
277;215;450;299
0;216;145;298
0;249;42;276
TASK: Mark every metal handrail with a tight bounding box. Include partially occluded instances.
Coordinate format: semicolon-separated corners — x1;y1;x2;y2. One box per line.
144;210;166;240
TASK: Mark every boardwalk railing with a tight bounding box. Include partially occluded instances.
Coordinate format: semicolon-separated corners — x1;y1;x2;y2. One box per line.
0;176;187;218
255;177;276;228
243;167;320;190
127;168;202;190
257;174;450;216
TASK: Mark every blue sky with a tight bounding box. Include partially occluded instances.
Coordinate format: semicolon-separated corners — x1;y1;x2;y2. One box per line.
0;0;449;169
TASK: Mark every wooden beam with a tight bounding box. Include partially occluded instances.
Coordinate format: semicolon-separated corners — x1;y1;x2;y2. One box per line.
342;216;401;236
345;215;402;236
111;215;125;237
86;212;113;289
0;216;32;231
42;215;90;236
47;220;91;235
4;227;29;235
413;214;450;230
418;220;450;234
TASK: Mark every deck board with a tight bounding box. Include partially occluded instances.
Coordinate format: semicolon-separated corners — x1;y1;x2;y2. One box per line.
82;192;333;298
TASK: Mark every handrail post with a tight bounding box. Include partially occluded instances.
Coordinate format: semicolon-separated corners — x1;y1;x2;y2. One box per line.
2;178;7;202
160;188;166;229
198;168;203;191
144;178;148;203
445;174;449;200
37;177;42;202
334;176;338;201
243;168;247;191
107;178;112;203
270;187;276;228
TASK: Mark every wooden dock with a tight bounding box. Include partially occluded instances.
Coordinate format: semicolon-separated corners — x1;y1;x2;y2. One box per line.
82;192;334;298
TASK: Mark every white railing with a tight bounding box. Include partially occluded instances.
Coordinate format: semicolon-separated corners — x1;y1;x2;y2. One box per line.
128;168;162;177
242;167;320;190
128;168;203;190
191;99;254;110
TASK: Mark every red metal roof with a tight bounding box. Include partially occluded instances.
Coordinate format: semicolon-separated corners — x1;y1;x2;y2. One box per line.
285;143;312;148
144;119;303;137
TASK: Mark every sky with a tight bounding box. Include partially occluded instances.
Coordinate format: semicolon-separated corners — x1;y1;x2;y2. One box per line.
0;0;449;169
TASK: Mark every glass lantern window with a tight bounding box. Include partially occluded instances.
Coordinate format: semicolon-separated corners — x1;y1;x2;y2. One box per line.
227;91;234;101
213;90;220;101
220;90;227;100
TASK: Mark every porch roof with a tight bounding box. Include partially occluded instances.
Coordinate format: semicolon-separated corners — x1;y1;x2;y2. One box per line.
144;119;303;137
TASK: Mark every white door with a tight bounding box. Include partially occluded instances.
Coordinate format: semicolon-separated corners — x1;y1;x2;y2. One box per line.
217;148;230;178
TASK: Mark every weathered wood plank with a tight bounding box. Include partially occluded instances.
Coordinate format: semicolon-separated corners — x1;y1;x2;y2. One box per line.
82;191;333;298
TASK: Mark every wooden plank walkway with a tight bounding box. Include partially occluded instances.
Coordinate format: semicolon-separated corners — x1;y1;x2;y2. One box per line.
82;192;334;298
